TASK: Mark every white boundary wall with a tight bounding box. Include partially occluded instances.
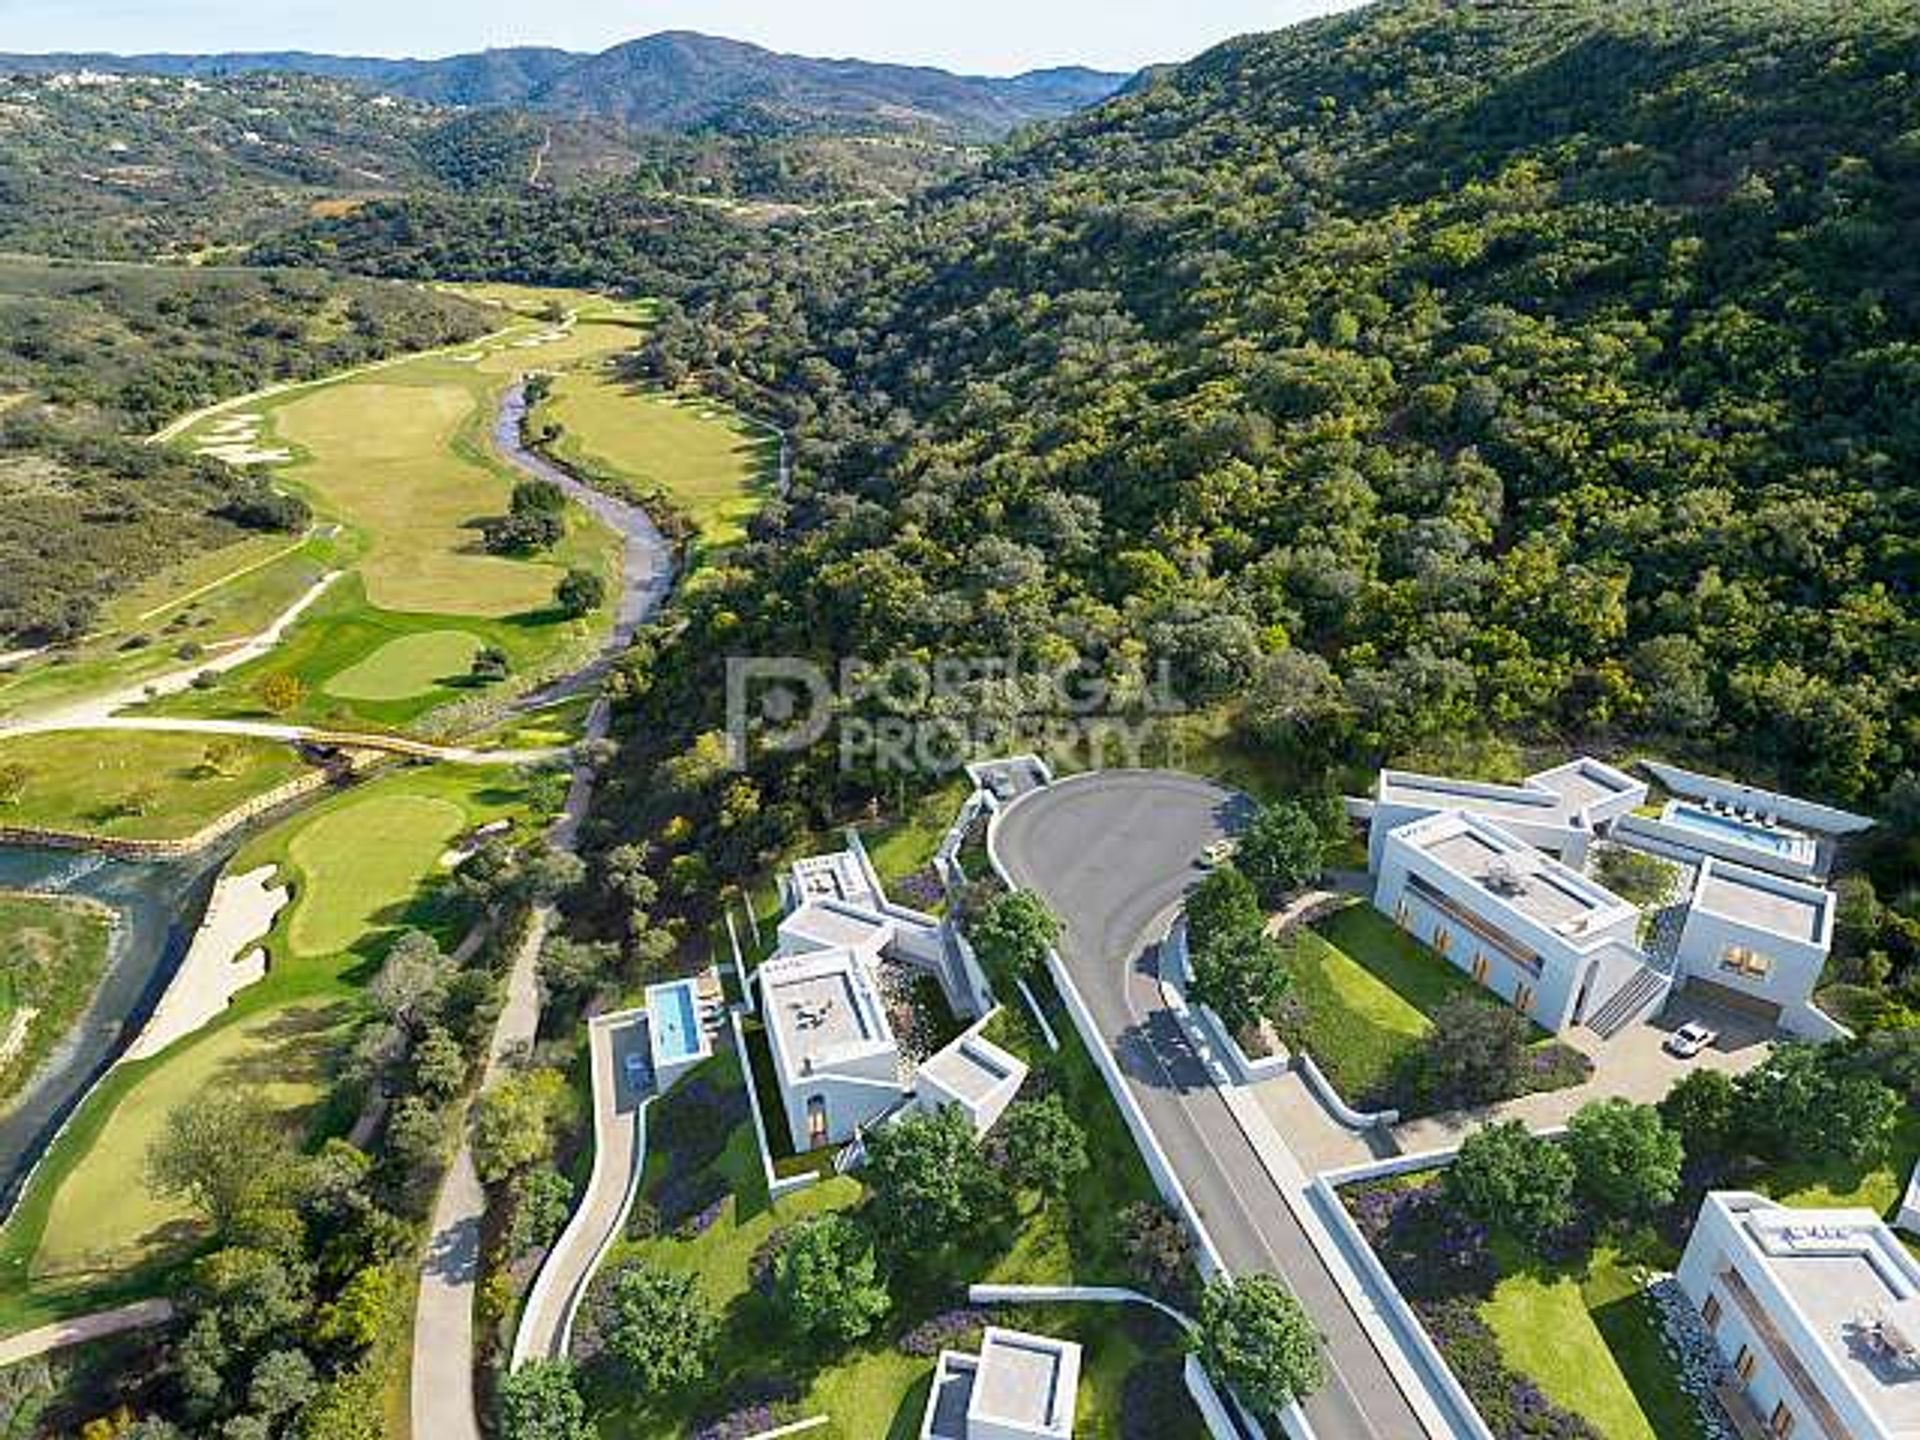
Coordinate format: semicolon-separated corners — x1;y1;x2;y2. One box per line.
729;1008;822;1202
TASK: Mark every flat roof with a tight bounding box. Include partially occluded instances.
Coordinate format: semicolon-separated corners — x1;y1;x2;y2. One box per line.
1696;862;1829;944
1417;821;1626;934
1379;757;1643;834
780;900;890;950
918;1036;1020;1107
790;850;879;910
760;950;892;1075
927;1354;975;1439
975;1328;1078;1434
1718;1195;1920;1435
1531;761;1636;811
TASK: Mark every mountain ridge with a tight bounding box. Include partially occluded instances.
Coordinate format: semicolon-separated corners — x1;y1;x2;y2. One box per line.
0;32;1131;138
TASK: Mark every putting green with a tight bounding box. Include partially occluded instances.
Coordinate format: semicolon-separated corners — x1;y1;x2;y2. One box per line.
322;629;484;701
286;793;468;957
33;1004;341;1279
270;382;558;618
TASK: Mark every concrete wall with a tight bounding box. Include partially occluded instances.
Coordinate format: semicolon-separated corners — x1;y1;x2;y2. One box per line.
1611;811;1817;881
1675;884;1828;1033
728;1009;821;1202
1641;759;1876;836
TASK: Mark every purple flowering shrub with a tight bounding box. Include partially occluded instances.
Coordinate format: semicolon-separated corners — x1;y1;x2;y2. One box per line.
898;1307;1000;1358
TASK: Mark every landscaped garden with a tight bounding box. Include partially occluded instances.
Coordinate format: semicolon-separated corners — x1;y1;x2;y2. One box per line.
1271;900;1591;1115
564;977;1216;1439
0;730;312;841
1344;1036;1920;1440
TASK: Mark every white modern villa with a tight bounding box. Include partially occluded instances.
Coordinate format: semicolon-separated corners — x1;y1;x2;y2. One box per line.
754;842;1024;1152
1364;758;1860;1038
1679;1191;1920;1439
923;1326;1082;1440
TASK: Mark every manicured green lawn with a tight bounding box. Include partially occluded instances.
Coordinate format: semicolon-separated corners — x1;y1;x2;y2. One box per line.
33;1003;343;1280
1280;902;1489;1102
1757;1111;1920;1215
286;792;469;956
0;892;112;1105
0;762;547;1323
1483;1234;1704;1440
0;730;311;841
535;370;776;554
322;629;485;701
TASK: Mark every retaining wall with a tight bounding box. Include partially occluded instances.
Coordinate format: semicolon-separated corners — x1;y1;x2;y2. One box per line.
729;1008;821;1203
0;767;333;860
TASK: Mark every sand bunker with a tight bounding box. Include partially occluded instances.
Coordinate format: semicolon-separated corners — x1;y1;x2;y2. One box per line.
195;413;292;468
125;864;287;1060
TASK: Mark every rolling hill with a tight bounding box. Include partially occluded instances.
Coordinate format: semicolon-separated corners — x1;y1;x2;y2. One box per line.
0;32;1130;140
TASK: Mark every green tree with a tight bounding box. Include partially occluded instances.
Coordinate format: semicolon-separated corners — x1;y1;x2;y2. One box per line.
602;1260;716;1396
499;1359;593;1440
1417;998;1531;1107
1735;1044;1899;1166
255;673;304;716
1236;803;1324;904
146;1093;302;1245
1446;1120;1574;1242
1186;865;1263;954
469;646;511;683
1195;1275;1326;1416
1189;926;1289;1036
774;1214;891;1343
555;567;606;618
473;1068;574;1184
247;1348;316;1420
966;890;1061;983
1657;1068;1737;1162
1565;1099;1683;1221
864;1104;1000;1255
993;1095;1089;1202
0;762;26;806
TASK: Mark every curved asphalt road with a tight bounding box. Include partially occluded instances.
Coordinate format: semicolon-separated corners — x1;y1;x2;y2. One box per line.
994;771;1426;1440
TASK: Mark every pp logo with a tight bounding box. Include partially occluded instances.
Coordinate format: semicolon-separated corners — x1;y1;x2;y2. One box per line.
724;658;834;768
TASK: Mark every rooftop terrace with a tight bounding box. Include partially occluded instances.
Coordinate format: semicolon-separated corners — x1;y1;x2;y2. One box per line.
759;948;894;1079
1694;859;1832;945
1407;813;1636;940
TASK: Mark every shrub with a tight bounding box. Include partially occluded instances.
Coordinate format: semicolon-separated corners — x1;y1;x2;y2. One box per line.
1120;1200;1198;1304
773;1214;891;1343
599;1260;716;1396
1564;1099;1683;1221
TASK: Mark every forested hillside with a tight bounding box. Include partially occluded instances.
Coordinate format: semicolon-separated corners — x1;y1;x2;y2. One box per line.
0;259;489;643
611;0;1920;908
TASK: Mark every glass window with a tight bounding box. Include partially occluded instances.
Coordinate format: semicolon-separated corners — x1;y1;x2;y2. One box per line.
1769;1401;1794;1438
1702;1293;1722;1329
1722;945;1773;979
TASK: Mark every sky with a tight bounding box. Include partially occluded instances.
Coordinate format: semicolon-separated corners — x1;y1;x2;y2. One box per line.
1;0;1366;75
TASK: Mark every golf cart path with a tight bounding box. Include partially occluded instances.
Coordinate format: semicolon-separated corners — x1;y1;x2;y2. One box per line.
0;1298;175;1366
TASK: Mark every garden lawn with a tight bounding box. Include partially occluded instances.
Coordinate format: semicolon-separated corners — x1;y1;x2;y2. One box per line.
1482;1235;1704;1440
0;892;112;1107
535;370;775;553
1756;1110;1920;1215
0;762;544;1320
1281;902;1489;1102
0;730;310;841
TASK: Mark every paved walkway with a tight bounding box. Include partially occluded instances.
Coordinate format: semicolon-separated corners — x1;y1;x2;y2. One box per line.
511;1008;652;1367
0;1299;174;1366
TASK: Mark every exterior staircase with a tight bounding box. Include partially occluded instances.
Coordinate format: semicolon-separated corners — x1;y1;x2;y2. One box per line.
1584;964;1672;1040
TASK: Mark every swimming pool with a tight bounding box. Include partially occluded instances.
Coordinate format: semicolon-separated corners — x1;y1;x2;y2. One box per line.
651;980;703;1063
1662;801;1809;860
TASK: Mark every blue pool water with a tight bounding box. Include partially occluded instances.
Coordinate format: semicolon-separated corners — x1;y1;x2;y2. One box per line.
1664;802;1805;858
653;982;703;1062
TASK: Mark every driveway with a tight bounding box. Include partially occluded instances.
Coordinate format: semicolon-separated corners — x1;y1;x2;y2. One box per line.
512;1008;652;1366
992;771;1428;1440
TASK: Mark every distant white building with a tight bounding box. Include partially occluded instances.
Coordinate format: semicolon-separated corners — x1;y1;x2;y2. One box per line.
923;1326;1081;1440
1365;757;1847;1039
1679;1191;1920;1440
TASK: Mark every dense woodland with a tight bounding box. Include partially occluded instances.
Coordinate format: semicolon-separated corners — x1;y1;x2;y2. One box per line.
594;0;1920;916
0;260;488;643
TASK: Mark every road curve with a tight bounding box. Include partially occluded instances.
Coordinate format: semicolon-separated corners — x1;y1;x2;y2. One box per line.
992;770;1427;1440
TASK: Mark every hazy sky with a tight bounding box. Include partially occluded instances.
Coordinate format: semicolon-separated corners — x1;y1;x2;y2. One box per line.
2;0;1366;75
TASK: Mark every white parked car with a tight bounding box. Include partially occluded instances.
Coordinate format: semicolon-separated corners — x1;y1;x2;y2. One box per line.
1666;1022;1719;1059
1199;839;1239;869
